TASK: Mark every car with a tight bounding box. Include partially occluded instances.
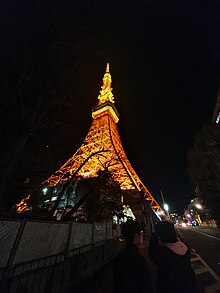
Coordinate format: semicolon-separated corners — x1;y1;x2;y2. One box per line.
176;221;187;227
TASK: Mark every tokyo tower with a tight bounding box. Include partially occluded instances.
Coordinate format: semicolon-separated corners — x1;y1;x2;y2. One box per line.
18;64;163;221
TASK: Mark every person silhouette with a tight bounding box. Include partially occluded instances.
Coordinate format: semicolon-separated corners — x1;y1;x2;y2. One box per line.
149;221;197;293
113;220;152;293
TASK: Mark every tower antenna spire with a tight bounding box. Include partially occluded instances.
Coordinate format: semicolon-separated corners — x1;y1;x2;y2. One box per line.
106;62;110;73
98;63;114;104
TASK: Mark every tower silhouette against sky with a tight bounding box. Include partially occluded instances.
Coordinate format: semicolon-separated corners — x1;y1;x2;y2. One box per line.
40;63;162;220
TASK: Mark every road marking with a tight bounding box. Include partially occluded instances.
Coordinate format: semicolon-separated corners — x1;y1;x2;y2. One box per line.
190;229;220;241
190;251;220;293
194;266;209;274
191;252;220;281
205;282;220;293
191;256;200;262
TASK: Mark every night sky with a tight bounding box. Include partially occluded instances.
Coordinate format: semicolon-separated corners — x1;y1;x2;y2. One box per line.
2;1;220;212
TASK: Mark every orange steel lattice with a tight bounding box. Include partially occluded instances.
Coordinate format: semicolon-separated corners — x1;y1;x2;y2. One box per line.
44;64;163;216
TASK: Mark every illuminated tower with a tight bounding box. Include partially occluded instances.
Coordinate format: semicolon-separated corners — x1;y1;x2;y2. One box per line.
37;64;162;220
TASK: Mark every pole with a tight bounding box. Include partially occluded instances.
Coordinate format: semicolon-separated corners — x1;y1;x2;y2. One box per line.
160;190;165;205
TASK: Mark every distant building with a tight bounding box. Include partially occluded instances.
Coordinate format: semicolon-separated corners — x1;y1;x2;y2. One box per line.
212;89;220;124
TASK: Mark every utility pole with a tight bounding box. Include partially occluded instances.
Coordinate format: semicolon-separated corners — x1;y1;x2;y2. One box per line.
160;190;165;205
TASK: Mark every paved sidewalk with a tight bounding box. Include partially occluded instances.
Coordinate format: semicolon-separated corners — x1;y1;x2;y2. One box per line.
68;239;158;293
69;261;115;293
68;232;220;293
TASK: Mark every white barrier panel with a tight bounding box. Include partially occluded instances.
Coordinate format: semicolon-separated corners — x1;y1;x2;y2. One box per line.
0;220;21;267
69;222;93;249
13;221;69;264
93;222;106;242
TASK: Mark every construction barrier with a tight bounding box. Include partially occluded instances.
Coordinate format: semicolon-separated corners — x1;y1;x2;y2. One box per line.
0;218;113;293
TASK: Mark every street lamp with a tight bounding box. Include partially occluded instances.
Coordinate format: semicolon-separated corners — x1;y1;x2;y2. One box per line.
164;203;170;221
160;190;170;221
195;204;202;209
194;203;203;225
164;203;169;212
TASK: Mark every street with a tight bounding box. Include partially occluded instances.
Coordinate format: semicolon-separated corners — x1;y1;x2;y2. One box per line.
177;226;220;293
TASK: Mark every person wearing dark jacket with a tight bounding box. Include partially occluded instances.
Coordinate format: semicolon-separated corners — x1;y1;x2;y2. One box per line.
113;220;152;293
149;221;197;293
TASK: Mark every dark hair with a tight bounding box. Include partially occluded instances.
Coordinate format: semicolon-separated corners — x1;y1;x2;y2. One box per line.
121;220;141;243
155;221;177;243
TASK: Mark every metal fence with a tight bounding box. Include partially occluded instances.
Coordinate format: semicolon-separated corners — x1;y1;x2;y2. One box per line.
0;218;114;293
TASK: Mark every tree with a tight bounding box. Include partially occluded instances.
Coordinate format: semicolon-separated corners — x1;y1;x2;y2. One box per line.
0;1;115;212
62;168;124;222
187;123;220;223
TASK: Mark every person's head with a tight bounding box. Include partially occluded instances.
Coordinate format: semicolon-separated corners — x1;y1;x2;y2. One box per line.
121;220;142;246
155;221;177;243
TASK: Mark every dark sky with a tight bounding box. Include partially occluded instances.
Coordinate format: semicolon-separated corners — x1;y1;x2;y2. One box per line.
2;0;220;212
82;0;220;212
